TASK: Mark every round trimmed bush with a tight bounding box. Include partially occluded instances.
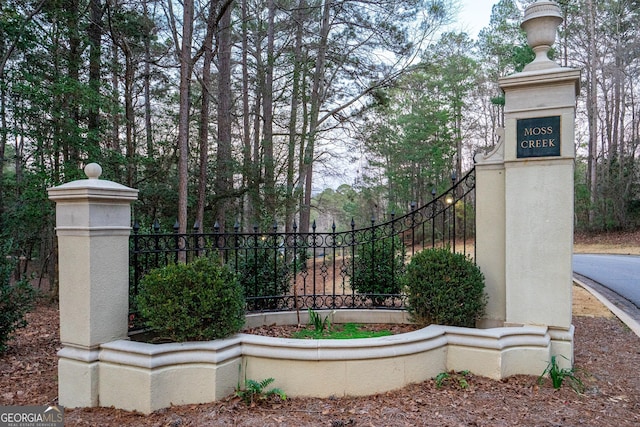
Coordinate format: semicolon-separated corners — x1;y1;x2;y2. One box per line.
136;256;245;342
403;247;486;328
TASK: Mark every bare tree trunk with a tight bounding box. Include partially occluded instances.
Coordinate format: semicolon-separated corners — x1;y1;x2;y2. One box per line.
107;0;136;187
110;37;120;152
0;41;6;226
285;0;306;232
586;0;598;227
455;103;462;183
297;71;309;231
299;0;331;234
241;0;253;226
65;0;82;167
262;0;276;220
124;49;135;187
251;25;264;226
611;26;624;225
88;0;103;152
630;77;638;165
196;2;217;232
0;0;46;221
177;0;195;245
214;2;233;231
143;0;154;158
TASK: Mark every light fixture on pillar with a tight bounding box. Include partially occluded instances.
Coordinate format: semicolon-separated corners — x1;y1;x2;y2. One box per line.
446;171;457;205
520;1;563;72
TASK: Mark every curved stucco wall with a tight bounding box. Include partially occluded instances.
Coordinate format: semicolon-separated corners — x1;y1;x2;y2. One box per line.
86;310;567;414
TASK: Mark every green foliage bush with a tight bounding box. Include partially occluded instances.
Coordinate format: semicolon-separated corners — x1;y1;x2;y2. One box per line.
234;242;303;310
403;247;486;327
136;256;245;342
351;235;405;305
0;241;37;354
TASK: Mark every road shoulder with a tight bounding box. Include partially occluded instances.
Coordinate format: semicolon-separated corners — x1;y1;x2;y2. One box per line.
574;273;640;338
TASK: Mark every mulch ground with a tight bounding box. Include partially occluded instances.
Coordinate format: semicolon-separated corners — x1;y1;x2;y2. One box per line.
1;299;639;426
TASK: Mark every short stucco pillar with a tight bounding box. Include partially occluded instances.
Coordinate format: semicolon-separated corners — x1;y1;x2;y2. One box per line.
48;163;138;408
474;129;506;328
475;1;580;361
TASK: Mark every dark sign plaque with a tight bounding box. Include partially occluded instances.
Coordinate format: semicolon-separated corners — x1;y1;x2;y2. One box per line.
516;116;561;158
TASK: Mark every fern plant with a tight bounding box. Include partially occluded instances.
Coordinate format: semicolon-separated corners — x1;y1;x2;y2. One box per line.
434;370;471;389
235;377;286;406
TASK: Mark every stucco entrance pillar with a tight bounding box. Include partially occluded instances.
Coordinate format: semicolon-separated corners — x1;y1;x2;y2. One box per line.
48;163;138;407
475;1;580;361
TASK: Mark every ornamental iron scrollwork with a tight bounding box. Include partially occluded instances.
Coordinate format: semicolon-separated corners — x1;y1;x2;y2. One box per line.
129;169;475;329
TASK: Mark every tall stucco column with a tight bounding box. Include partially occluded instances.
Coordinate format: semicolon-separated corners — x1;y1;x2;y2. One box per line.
501;70;579;329
48;163;138;408
501;2;580;331
476;1;580;339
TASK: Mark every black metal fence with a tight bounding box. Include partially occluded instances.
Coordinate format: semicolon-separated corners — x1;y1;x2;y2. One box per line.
129;168;475;321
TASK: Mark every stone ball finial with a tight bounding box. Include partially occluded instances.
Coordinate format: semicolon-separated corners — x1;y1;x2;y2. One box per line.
85;163;102;180
520;1;563;71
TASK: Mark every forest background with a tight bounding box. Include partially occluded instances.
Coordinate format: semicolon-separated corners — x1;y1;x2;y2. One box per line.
0;0;638;287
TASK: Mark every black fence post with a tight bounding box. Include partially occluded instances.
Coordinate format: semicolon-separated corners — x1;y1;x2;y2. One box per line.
331;221;337;307
431;188;436;248
132;221;140;298
452;171;457;253
232;220;239;271
390;211;396;298
409;201;416;256
311;220;317;308
350;218;356;308
272;221;278;307
193;220;200;259
152;219;160;269
253;224;259;309
173;220;180;264
292;220;299;319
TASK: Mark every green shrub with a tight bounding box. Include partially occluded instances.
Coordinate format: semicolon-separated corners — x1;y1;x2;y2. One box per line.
136;256;245;342
0;242;37;354
233;242;303;310
403;247;486;327
351;235;405;305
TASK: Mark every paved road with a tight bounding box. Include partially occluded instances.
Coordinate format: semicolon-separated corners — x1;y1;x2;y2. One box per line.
573;254;640;309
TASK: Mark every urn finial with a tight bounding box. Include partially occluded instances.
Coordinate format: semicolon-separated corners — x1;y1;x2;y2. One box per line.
520;1;563;71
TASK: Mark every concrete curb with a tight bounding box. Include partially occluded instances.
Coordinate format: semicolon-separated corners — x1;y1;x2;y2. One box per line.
573;275;640;338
